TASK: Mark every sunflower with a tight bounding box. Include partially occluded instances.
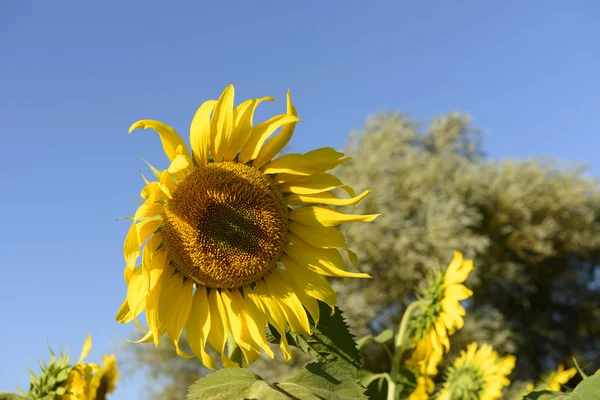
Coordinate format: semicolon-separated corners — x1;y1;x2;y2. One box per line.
116;85;377;368
408;251;474;378
439;342;515;400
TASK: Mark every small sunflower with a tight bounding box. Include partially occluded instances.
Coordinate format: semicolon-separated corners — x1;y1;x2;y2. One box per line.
408;251;474;378
117;85;377;368
24;335;119;400
439;342;515;400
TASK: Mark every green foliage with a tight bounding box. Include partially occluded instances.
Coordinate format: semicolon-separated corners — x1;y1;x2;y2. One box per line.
335;111;600;379
0;394;26;400
524;370;600;400
266;303;361;370
187;364;366;400
24;348;72;400
188;302;366;400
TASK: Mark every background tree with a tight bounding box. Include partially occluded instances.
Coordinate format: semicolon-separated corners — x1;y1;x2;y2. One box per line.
121;111;600;398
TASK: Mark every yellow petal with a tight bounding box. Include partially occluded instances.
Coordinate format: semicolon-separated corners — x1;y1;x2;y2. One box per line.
288;221;347;249
126;269;148;326
284;244;371;279
129;120;191;162
159;274;194;344
186;288;217;369
434;320;450;352
277;173;355;197
241;288;274;358
167;154;191;174
264;273;310;335
141;181;168;201
239;114;301;164
220;289;260;366
289;206;379;227
262;147;350;176
285;190;371;207
282;256;336;314
146;264;174;346
190;99;217;167
231;96;275;158
444;284;473;301
76;334;92;364
271;268;319;325
124;223;140;270
252;90;298;168
159;171;177;199
211;84;235;161
136;217;163;247
252;281;292;361
207;289;229;359
116;298;133;323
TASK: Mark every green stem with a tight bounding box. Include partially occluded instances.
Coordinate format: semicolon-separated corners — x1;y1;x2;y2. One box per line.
393;300;425;370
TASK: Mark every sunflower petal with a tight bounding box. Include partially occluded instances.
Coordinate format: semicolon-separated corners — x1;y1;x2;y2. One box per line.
445;284;473;301
264;273;310;335
186;288;217;369
129;120;191;162
220;289;261;366
146;264;173;346
239;114;301;164
253;281;292;361
289;206;379;227
284;190;371;206
159;274;194;345
271;267;320;325
241;288;275;358
288;221;347;249
211;85;235;161
231;96;275;157
76;334;92;364
252;90;298;168
284;244;371;279
124;223;140;270
282;256;337;314
207;289;229;360
190;99;217;167
262;147;350;176
116;298;133;323
277;173;355;197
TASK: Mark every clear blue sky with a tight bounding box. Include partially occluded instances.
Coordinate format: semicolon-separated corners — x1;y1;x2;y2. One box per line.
1;1;598;398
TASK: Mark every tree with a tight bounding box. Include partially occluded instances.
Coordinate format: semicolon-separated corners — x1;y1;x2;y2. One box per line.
121;111;600;397
335;111;600;381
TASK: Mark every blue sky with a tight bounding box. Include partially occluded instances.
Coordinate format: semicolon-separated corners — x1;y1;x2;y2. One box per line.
1;1;598;398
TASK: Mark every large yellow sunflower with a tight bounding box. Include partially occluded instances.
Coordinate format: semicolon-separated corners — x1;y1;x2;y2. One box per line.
409;251;474;377
116;85;377;368
438;342;515;400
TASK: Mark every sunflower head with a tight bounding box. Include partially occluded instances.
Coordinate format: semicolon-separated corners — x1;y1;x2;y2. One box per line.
408;251;474;378
117;85;378;368
439;342;515;400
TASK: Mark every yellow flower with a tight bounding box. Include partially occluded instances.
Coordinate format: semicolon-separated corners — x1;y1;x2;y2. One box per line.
59;335;119;400
409;252;474;379
545;364;576;391
117;85;378;368
407;375;434;400
439;342;515;400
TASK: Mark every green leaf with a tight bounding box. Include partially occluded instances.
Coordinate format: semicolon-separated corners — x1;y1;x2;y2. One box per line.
356;329;393;350
524;371;600;400
186;369;289;400
267;302;361;371
0;394;27;400
279;362;367;400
